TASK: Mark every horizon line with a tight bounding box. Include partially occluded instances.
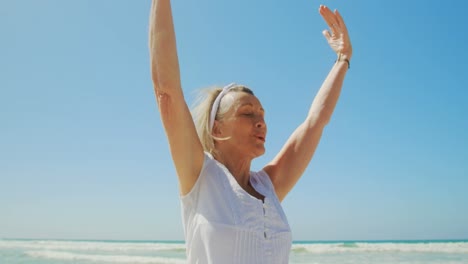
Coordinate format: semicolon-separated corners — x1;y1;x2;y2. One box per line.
2;237;468;243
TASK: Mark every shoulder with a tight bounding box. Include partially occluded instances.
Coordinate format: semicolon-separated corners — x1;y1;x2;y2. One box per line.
181;152;218;198
250;170;275;193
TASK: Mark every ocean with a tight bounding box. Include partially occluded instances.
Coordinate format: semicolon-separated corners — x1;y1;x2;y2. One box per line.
1;239;467;264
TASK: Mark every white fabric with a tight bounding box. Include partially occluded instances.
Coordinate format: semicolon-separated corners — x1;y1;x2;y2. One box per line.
209;83;239;132
181;152;292;264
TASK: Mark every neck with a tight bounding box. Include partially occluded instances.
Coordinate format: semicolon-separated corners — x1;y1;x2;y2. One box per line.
214;151;252;189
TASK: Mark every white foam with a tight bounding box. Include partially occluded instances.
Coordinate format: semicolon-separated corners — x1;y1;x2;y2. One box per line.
0;240;185;253
3;240;468;256
25;250;186;264
291;242;468;254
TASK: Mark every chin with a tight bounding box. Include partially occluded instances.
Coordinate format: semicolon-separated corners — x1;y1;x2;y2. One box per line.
253;146;266;158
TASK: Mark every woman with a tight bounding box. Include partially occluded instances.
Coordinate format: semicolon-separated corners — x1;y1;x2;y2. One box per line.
149;1;352;263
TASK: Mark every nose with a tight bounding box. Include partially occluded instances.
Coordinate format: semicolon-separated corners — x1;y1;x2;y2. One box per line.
255;116;266;128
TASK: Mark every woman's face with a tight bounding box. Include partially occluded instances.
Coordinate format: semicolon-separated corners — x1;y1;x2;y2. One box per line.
214;91;267;159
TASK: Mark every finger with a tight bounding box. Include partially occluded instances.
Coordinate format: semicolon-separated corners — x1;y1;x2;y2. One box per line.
333;10;342;27
319;6;337;28
335;10;349;34
319;5;340;35
331;9;346;35
331;10;343;35
334;10;350;46
322;30;332;41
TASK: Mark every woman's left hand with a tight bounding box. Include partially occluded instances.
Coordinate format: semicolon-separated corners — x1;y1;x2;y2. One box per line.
319;5;352;60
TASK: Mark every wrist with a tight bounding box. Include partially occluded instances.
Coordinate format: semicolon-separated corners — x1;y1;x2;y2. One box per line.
337;52;351;60
336;53;351;69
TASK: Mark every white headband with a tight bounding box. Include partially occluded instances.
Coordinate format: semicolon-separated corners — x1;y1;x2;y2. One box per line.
209;83;239;132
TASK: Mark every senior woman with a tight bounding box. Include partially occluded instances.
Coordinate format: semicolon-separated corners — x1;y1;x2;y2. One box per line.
149;1;352;263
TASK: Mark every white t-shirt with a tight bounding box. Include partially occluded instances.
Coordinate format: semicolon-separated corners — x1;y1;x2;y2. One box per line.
181;152;292;264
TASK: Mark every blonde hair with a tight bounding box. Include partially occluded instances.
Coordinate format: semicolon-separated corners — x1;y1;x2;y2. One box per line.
191;84;254;154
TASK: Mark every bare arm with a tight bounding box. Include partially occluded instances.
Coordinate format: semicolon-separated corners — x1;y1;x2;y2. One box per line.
264;5;352;201
149;0;204;195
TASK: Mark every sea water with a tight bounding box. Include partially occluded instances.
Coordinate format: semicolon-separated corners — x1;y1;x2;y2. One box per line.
1;238;467;264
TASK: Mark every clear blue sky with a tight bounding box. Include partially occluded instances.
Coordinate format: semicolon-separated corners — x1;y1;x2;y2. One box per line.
1;0;467;241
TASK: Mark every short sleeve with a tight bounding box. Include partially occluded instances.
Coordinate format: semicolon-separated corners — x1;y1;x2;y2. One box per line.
180;152;213;207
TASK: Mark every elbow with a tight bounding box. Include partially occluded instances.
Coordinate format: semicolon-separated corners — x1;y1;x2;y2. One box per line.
319;116;332;127
155;90;173;118
152;77;163;98
153;83;183;112
306;113;330;129
151;70;173;95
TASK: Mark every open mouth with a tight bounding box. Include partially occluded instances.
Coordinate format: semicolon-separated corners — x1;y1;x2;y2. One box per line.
256;136;266;142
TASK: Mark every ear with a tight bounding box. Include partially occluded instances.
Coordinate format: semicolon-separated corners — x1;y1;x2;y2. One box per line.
212;120;222;137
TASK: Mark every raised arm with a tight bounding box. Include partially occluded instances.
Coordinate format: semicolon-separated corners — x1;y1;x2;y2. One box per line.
149;0;204;195
264;5;353;202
